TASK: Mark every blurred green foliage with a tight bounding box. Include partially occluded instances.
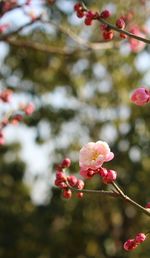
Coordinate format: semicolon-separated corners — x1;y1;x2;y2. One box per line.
0;0;150;257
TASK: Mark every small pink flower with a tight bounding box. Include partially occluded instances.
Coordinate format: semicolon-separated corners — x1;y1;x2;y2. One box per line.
123;239;138;251
79;141;114;170
130;87;150;106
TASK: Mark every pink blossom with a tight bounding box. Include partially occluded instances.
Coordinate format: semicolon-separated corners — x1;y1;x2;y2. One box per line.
130;87;150;106
79;141;114;170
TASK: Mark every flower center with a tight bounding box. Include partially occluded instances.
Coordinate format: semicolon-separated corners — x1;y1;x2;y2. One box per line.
92;151;100;161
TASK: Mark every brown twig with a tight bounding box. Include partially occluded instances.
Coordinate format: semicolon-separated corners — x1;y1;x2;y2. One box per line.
98;18;150;44
67;180;150;217
111;182;150;217
67;184;120;198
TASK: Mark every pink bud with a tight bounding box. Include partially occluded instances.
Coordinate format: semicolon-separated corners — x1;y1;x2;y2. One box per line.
100;10;111;19
76;179;84;190
100;24;109;31
67;175;78;187
61;158;71;168
135;233;146;244
130;87;150;106
56;171;66;181
102;30;114;41
77;192;84;198
63;189;72;199
123;239;138;251
102;169;117;184
116;18;126;29
98;167;108;177
54;179;67;189
120;33;128;39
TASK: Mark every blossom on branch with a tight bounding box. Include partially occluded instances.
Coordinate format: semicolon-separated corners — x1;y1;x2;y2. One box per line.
79;141;114;170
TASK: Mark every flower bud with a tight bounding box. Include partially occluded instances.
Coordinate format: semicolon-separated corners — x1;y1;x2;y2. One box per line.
63;189;72;199
123;239;138;251
135;233;146;244
130;87;150;106
102;169;117;184
61;158;71;168
76;179;84;190
100;10;111;19
67;175;78;187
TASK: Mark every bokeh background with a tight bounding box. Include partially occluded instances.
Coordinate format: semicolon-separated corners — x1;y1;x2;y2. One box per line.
0;0;150;257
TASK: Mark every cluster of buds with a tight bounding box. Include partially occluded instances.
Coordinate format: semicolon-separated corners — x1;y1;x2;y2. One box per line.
74;3;127;41
130;87;150;106
80;167;117;184
55;141;117;199
123;233;147;251
0;89;35;145
74;2;147;52
54;158;85;199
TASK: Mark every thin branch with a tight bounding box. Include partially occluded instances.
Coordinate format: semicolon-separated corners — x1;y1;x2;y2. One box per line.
5;38;72;55
67;180;150;217
43;20;118;50
0;4;24;18
81;1;150;45
111;182;150;217
98;18;150;44
5;37;117;55
67;184;120;198
0;15;41;41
